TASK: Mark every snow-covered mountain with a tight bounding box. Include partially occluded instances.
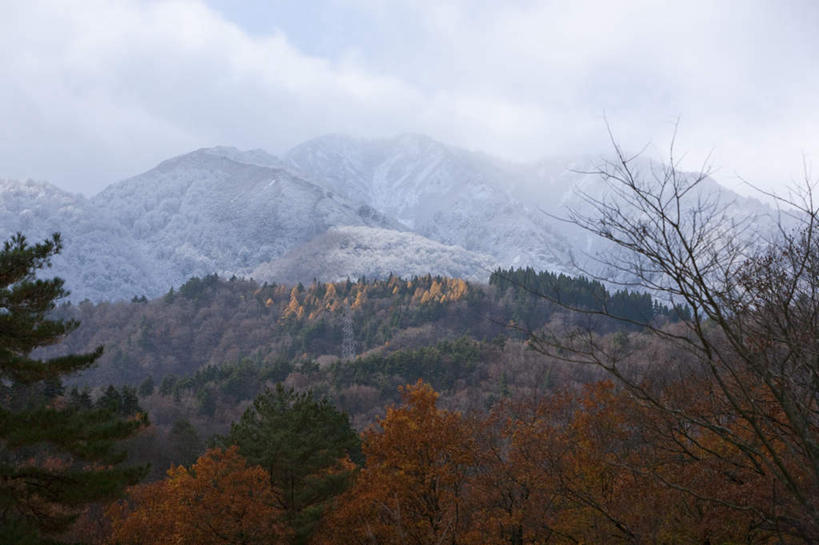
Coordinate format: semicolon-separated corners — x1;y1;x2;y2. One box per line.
1;149;408;300
285;134;574;271
0;135;775;301
93;148;402;279
0;179;165;301
253;226;498;285
284;135;777;279
515;156;780;278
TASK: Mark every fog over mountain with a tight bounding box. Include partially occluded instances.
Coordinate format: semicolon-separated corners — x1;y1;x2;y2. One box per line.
0;134;772;301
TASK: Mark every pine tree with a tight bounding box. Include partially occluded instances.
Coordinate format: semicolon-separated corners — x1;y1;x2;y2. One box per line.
0;233;147;543
224;384;361;545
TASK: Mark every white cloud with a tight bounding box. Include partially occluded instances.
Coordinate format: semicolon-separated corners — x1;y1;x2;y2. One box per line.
1;0;817;195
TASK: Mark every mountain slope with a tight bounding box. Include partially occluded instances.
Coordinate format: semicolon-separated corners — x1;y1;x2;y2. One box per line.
93;149;403;280
253;225;498;284
0;179;164;301
0;149;408;301
285;135;778;278
285;134;574;271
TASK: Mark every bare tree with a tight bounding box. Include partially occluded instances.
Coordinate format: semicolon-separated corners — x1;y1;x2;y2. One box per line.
528;132;819;541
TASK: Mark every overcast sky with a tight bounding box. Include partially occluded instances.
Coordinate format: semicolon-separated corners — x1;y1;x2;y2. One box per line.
1;0;817;196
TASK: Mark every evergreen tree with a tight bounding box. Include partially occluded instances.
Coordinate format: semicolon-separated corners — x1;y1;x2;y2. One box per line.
167;418;202;467
67;387;92;410
224;384;361;545
0;233;147;543
137;376;154;398
119;386;140;416
96;385;122;414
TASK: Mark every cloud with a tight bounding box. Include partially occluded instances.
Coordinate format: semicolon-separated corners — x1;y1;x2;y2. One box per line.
1;0;817;194
0;0;423;192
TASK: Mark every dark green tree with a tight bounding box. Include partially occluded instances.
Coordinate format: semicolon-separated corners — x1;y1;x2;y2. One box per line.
224;384;361;545
118;386;140;417
137;376;154;398
0;233;147;543
158;374;177;396
167;418;202;467
96;385;122;414
67;387;92;410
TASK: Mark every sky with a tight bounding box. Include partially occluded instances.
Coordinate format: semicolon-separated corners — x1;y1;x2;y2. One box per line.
1;0;817;196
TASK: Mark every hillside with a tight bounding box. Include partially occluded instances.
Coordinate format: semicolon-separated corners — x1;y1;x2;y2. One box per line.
38;269;683;432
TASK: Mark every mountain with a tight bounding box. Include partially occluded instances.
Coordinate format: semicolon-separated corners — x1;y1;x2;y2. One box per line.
285;135;778;279
0;137;775;302
285;134;574;271
516;156;781;281
253;225;498;285
92;148;402;279
1;149;408;301
0;179;164;301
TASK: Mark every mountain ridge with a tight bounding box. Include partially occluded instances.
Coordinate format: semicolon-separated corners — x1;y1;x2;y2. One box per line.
0;134;772;301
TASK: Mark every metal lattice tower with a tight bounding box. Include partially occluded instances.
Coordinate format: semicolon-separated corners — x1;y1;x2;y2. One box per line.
341;310;356;361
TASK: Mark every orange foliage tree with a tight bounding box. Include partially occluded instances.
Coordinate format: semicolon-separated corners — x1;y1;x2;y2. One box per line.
528;138;819;540
315;380;476;545
481;380;783;544
108;446;289;545
317;380;787;544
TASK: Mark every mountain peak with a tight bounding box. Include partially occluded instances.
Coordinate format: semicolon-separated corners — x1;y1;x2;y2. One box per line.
0;177;82;201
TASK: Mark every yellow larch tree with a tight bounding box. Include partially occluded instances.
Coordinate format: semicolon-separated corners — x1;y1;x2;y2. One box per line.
282;286;304;320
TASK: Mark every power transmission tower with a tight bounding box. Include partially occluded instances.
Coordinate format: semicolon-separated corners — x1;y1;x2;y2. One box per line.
341;309;356;360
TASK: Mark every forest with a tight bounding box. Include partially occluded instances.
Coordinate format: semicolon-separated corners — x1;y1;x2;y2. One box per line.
36;267;679;443
4;158;819;544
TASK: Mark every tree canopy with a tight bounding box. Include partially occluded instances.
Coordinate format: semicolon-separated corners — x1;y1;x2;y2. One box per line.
224;384;361;544
0;233;146;543
108;446;288;545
